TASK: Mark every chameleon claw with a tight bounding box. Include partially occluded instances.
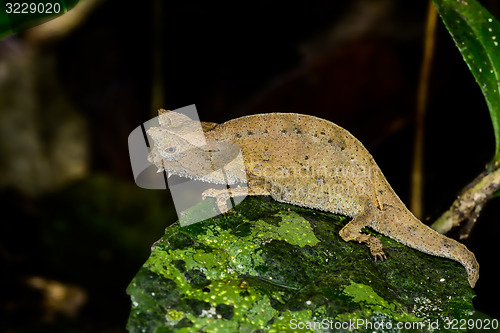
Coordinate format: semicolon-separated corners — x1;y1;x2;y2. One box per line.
372;252;387;261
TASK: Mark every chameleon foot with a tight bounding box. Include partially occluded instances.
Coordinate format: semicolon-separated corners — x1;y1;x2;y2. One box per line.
339;208;387;261
201;188;230;213
366;236;387;261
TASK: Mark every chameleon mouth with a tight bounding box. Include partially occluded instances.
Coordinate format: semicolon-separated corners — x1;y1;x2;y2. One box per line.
148;142;247;186
160;166;230;186
158;167;204;185
164;172;193;186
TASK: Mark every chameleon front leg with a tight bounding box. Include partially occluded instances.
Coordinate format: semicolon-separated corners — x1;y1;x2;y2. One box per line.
339;207;387;261
201;184;271;213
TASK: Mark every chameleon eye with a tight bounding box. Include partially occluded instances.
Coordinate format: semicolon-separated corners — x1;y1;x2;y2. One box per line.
165;146;177;154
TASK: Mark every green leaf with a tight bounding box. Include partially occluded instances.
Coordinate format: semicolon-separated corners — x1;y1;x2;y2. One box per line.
127;196;477;333
432;0;500;163
0;0;80;40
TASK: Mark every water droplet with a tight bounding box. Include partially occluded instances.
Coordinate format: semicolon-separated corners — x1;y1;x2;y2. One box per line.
489;18;493;22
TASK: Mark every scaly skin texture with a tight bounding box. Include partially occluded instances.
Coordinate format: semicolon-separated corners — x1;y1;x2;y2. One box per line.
147;111;479;288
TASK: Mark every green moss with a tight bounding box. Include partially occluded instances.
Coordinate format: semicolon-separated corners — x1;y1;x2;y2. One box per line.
127;196;477;333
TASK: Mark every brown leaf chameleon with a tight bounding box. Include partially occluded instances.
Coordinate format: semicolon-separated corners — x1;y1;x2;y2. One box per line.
147;110;479;288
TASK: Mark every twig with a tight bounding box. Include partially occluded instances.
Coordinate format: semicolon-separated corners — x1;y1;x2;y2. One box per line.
431;166;500;237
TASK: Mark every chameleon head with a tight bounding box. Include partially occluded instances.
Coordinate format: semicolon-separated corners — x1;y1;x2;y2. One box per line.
146;126;213;177
146;123;246;184
157;111;208;147
147;127;189;161
147;111;211;163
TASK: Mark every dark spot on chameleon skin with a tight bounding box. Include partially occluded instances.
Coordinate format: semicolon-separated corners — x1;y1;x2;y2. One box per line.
216;303;234;320
305;155;309;160
443;242;456;250
202;287;211;293
320;131;326;135
281;129;287;134
263;128;268;134
328;139;333;143
247;130;253;136
341;146;346;151
236;133;242;138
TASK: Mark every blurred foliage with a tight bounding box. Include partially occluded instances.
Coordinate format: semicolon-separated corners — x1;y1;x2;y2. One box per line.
432;0;500;164
40;175;176;280
127;196;480;333
1;175;176;332
0;0;80;40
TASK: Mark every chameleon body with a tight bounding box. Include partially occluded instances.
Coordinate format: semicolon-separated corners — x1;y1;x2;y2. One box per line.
147;111;479;288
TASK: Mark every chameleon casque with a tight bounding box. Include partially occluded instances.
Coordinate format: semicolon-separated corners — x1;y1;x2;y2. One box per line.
147;110;479;288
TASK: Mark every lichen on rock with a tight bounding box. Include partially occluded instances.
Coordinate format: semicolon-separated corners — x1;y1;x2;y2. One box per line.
127;196;477;333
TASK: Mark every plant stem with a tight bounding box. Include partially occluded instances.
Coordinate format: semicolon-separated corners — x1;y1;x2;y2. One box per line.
431;164;500;237
410;2;438;219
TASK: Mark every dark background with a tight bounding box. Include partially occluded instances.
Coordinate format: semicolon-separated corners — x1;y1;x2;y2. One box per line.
1;0;499;331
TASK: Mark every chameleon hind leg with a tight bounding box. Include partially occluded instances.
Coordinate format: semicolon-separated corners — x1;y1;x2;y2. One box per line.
339;207;387;261
202;184;271;213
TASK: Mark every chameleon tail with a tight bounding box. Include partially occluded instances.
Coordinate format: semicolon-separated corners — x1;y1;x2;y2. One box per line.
384;209;479;288
412;217;479;288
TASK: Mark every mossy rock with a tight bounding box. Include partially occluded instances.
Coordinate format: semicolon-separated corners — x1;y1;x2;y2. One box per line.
127;196;479;333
